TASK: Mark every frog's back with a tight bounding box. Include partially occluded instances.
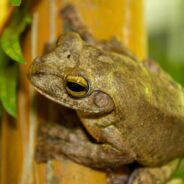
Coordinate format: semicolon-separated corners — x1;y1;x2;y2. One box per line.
108;53;184;166
139;59;184;165
143;60;184;120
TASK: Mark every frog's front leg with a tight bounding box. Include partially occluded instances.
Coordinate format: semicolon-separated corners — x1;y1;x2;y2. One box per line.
128;159;180;184
36;122;135;168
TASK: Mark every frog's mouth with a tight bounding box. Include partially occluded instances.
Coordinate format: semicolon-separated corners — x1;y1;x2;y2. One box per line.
28;70;115;114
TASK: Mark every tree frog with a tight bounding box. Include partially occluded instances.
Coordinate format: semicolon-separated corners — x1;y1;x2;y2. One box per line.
28;31;184;184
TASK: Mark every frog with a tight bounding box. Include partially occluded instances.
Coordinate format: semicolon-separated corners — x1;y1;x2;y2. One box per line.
27;3;184;184
27;31;184;184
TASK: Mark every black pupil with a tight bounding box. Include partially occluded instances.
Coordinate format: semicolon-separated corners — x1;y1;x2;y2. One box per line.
66;82;87;92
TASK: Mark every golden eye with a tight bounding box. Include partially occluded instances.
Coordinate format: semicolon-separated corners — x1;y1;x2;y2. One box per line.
65;75;89;98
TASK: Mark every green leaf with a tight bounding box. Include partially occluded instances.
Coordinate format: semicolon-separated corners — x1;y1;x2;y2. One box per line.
174;159;184;179
0;48;18;118
10;0;22;6
0;8;31;64
0;63;18;118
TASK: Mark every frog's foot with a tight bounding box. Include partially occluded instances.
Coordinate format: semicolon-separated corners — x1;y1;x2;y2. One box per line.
35;122;134;168
128;159;180;184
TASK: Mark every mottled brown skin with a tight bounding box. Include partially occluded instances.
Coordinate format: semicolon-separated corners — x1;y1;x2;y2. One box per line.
28;32;184;184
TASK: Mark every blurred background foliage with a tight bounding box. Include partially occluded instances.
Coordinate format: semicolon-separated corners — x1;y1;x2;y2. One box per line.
145;0;184;179
146;0;184;86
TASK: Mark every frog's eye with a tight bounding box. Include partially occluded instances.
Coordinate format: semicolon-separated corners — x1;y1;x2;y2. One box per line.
65;75;89;98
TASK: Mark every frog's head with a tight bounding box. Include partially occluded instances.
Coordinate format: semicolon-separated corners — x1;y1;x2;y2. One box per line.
28;32;118;114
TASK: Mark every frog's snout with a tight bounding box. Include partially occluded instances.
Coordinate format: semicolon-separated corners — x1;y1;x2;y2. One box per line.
33;57;42;64
27;58;43;80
